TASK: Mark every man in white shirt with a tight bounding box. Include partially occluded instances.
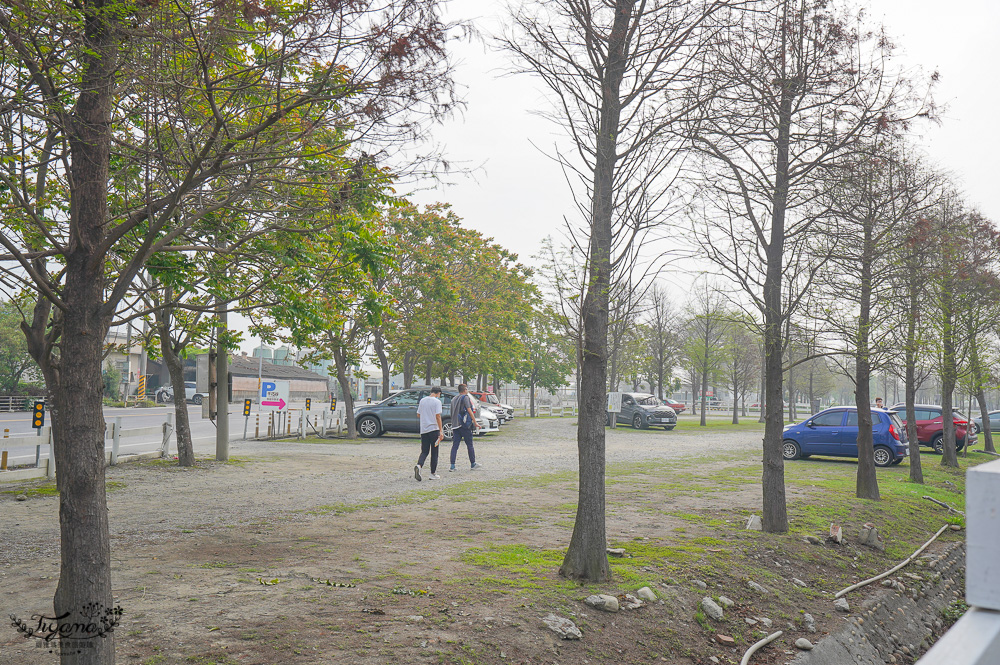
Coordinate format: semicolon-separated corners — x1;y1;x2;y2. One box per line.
414;386;444;481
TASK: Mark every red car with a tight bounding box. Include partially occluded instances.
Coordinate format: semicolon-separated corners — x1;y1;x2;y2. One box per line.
889;403;969;453
664;398;686;414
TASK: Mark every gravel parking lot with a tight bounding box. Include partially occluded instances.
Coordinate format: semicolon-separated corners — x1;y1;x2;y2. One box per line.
2;416;772;664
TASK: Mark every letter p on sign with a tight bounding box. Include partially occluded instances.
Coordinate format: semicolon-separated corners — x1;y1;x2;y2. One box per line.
261;381;276;398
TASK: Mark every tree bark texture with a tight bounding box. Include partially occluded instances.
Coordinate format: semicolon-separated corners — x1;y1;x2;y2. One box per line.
335;350;358;438
940;289;959;468
373;331;391;399
904;268;923;483
760;74;794;534
560;0;634;584
854;225;879;500
156;306;194;466
44;2;120;660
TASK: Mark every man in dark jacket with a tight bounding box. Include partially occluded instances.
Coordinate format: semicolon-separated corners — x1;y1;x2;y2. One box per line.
449;384;482;471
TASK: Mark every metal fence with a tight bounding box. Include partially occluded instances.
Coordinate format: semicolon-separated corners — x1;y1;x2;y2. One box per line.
0;396;45;412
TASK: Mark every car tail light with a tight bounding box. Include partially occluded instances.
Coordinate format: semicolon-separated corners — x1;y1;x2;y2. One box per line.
889;424;900;441
954;419;967;426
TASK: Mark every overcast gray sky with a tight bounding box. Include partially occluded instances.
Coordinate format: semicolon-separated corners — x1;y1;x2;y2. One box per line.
410;0;1000;267
240;0;999;353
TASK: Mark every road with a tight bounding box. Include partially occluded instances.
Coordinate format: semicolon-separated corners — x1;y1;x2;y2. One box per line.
0;402;330;467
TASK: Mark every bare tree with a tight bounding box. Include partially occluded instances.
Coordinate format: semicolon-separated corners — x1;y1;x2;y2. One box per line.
502;0;730;581
691;0;932;531
816;139;938;498
644;284;683;399
683;280;730;426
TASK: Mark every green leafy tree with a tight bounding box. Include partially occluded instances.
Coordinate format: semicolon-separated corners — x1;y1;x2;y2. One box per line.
517;305;574;417
0;300;39;394
0;2;454;660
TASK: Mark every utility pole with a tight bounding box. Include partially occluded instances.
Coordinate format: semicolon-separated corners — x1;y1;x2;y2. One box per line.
216;300;229;461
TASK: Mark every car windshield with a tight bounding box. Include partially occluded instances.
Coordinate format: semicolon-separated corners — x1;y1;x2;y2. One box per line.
487;395;499;404
636;395;661;406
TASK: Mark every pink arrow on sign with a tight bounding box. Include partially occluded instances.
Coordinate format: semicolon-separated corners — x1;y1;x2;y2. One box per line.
262;398;286;410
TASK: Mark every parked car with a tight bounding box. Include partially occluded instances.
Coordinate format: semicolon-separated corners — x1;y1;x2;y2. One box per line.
888;403;969;453
353;387;500;438
470;391;513;423
606;392;677;430
664;398;686;414
972;410;1000;435
155;381;206;405
781;407;908;467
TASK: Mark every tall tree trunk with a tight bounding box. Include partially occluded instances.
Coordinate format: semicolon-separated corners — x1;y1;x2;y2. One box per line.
758;351;766;424
403;350;416;388
424;358;432;385
699;362;708;427
530;372;537;418
372;330;391;399
970;340;995;453
854;234;879;500
904;270;923;483
561;0;634;584
155;303;194;466
334;350;358;438
30;8;122;661
940;290;958;468
977;388;994;453
760;64;795;534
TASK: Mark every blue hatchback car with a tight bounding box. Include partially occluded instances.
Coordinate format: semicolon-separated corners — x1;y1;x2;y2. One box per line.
782;407;908;467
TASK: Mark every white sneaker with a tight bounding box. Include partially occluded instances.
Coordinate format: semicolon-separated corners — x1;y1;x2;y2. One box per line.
414;465;422;481
428;473;441;480
471;462;483;470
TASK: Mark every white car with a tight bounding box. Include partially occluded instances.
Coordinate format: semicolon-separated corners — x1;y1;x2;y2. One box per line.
155;381;207;405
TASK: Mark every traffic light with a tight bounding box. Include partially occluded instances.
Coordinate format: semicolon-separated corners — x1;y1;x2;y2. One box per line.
305;398;311;411
32;401;45;429
331;396;337;410
243;399;252;417
366;397;372;404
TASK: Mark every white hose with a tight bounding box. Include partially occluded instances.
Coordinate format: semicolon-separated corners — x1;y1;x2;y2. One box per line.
834;524;950;599
740;630;783;665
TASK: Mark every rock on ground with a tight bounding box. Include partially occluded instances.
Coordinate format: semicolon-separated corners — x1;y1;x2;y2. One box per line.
584;594;620;612
701;597;724;621
748;580;769;594
542;614;582;640
834;597;850;612
636;587;657;601
795;638;814;650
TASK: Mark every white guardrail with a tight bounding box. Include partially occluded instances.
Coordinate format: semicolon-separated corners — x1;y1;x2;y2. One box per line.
917;458;1000;664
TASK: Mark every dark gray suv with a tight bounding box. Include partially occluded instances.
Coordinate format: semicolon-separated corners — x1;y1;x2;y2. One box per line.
354;387;500;438
606;392;677;430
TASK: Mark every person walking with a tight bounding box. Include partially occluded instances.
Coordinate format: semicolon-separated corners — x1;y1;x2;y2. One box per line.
414;386;444;481
449;384;482;471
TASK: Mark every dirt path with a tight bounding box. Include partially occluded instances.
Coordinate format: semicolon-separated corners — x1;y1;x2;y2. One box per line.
0;418;961;664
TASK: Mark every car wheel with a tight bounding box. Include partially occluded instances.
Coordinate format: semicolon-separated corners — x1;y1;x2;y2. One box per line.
632;414;645;430
973;423;981;435
873;445;894;467
932;435;944;454
605;412;611;427
192;394;203;405
357;416;381;438
782;439;801;460
890;458;903;465
443;421;454;438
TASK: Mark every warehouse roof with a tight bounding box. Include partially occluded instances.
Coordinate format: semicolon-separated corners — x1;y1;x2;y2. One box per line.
229;354;329;382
